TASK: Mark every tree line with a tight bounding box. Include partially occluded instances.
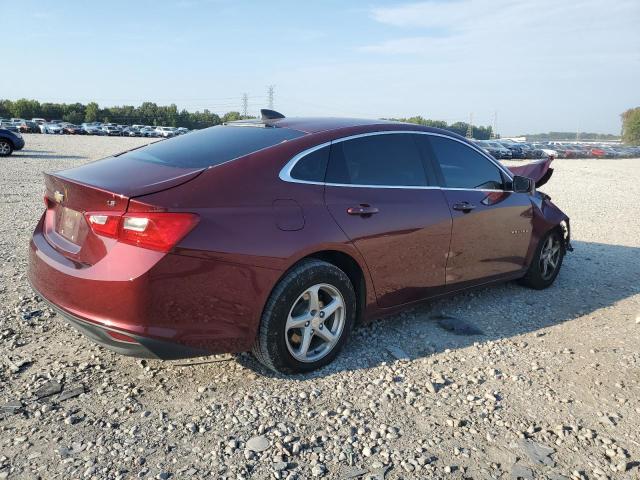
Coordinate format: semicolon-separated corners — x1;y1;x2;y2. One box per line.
385;116;494;140
3;98;633;143
0;98;247;130
523;132;620;142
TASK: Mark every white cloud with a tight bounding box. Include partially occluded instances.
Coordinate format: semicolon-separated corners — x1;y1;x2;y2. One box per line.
364;0;640;61
324;0;639;134
359;36;446;54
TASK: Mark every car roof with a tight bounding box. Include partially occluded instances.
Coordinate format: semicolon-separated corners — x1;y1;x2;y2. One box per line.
232;117;472;147
262;117;396;134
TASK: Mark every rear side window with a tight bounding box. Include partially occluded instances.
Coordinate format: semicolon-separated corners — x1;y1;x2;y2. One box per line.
118;126;305;168
326;134;428;186
290;145;330;182
427;136;505;190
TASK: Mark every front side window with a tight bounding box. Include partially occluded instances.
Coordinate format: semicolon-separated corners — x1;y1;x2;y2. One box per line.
428;136;505;190
326;133;428;186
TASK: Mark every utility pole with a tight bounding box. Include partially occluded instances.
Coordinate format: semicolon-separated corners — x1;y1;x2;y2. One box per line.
267;85;275;110
466;113;474;139
241;93;248;118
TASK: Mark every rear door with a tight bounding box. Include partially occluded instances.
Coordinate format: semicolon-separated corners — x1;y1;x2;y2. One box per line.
324;133;452;307
418;134;534;285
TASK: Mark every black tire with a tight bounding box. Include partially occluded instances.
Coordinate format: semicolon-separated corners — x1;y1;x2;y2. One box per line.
252;259;357;374
0;140;13;157
519;229;565;289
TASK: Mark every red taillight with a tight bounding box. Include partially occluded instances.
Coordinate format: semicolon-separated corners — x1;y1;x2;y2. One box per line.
85;212;121;238
119;212;199;252
84;212;199;252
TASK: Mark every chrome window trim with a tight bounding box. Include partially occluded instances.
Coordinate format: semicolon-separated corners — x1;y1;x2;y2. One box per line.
278;130;514;190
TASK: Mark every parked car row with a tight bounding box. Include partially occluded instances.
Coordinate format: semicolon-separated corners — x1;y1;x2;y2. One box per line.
474;139;640;160
0;118;191;138
473;140;560;160
547;142;640;159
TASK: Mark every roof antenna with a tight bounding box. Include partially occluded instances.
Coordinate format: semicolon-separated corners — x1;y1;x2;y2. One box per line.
261;109;285;120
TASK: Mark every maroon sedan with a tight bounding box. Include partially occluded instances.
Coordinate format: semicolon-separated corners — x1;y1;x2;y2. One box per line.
28;111;571;373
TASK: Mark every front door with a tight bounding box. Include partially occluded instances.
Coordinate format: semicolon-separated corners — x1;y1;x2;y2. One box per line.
419;134;534;285
324;133;452;307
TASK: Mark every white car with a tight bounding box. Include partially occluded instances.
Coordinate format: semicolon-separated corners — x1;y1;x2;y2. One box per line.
42;123;64;134
155;126;176;138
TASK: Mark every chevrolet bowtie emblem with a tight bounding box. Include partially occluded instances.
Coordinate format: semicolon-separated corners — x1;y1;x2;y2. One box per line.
54;190;64;203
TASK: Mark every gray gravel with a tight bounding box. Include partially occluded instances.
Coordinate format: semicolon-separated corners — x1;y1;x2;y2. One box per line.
1;134;639;479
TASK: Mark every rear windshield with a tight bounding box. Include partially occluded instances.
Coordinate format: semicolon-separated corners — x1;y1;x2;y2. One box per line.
119;125;305;168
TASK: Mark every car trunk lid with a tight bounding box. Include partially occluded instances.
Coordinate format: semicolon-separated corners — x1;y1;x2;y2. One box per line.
42;156;204;265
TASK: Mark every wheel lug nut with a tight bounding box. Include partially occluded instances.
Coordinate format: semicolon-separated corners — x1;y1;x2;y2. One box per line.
305;322;310;327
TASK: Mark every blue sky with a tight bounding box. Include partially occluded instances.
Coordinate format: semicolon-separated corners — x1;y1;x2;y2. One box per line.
2;0;638;134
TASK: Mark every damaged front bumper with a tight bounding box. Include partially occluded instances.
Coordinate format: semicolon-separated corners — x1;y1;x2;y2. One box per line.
561;219;573;252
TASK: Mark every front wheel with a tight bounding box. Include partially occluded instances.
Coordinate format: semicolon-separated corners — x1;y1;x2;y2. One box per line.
252;259;356;374
0;140;13;157
519;229;565;289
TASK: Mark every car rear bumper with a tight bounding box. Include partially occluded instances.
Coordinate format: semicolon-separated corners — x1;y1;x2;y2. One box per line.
28;214;281;359
32;287;208;359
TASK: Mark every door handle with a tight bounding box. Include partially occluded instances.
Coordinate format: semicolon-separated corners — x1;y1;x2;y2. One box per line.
452;202;476;212
347;205;379;216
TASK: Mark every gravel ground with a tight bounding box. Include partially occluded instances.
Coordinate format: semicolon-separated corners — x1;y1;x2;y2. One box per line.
1;134;639;480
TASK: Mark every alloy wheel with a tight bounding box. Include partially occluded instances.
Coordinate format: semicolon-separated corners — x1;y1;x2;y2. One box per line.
285;283;346;363
0;142;11;155
539;235;561;280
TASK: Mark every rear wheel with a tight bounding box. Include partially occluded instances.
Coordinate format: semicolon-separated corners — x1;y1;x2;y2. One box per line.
519;229;564;289
252;259;356;374
0;140;13;157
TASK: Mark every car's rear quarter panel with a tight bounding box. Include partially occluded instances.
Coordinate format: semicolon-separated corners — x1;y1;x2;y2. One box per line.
134;127;391;342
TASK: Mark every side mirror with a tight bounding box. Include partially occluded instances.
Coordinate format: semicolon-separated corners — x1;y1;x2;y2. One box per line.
512;175;534;194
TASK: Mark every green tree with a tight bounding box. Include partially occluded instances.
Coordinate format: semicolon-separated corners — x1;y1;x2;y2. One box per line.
10;98;41;119
40;102;64;121
221;111;241;123
0;100;13;118
621;107;640;145
85;102;99;122
386;117;492;139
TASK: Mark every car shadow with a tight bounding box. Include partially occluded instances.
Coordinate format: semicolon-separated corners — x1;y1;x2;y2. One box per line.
19;149;55;154
233;240;640;379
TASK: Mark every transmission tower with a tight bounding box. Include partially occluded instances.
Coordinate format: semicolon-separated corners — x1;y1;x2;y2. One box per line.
241;93;248;118
466;113;474;139
267;85;275;109
491;111;498;139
